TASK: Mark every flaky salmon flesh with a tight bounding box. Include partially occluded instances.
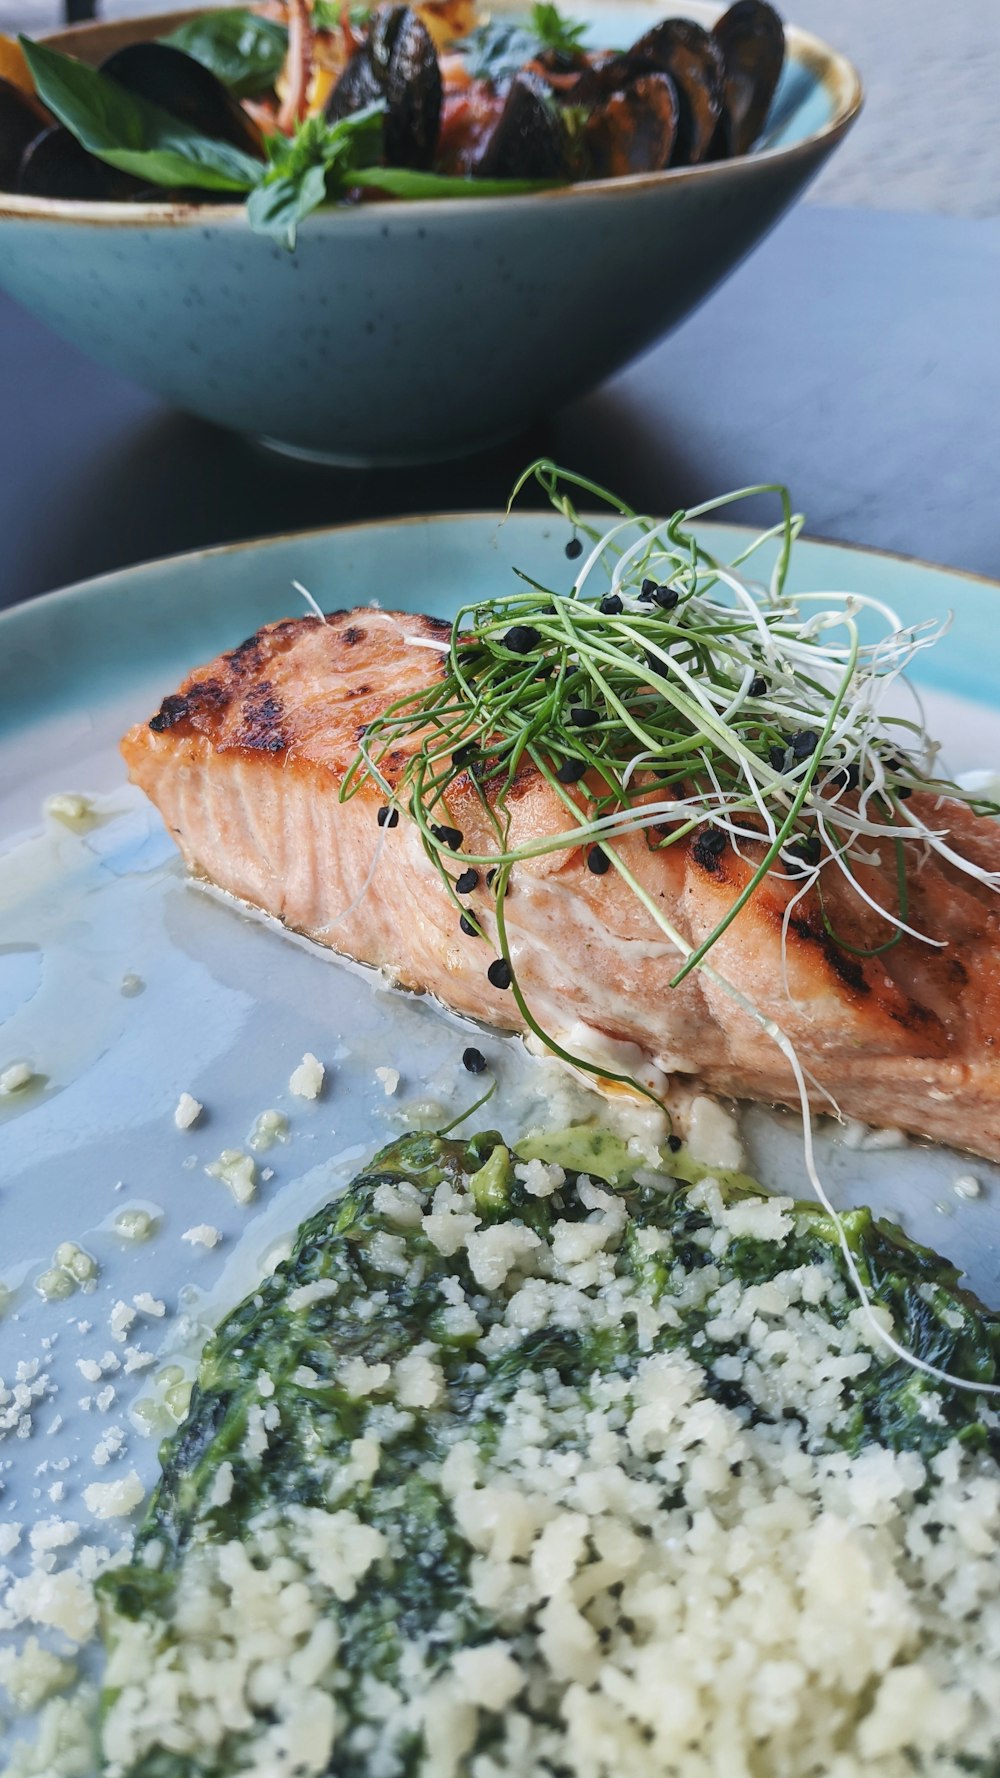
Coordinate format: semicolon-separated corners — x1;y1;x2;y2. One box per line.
121;609;1000;1161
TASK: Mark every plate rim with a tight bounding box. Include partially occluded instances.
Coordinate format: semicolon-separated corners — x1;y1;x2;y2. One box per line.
2;510;999;641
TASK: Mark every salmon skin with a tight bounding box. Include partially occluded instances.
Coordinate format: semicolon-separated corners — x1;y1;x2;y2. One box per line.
122;608;1000;1160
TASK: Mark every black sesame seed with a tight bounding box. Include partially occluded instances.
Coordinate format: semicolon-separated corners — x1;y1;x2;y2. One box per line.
897;785;913;800
646;650;664;675
832;762;860;791
456;868;479;895
785;835;821;868
459;914;481;938
749;675;768;697
452;742;477;769
463;1046;487;1074
587;846;610;875
503;624;541;655
487;959;512;990
570;706;600;728
377;805;399;828
431;823;463;850
565;536;583;560
692;828;728;871
768;744;787;771
639;580;679;610
790;729;819;760
599;593;623;615
486;868;498;889
556;758;586;783
667;1133;682;1153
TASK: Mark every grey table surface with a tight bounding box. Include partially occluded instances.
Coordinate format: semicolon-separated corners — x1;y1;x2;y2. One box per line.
2;202;999;613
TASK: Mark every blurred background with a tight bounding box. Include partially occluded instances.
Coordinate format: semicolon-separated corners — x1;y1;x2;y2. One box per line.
3;0;997;216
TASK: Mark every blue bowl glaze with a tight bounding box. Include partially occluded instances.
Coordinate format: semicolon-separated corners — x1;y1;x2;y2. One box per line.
0;3;861;464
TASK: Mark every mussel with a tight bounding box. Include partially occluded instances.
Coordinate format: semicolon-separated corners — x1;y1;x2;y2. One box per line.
0;74;49;190
473;70;571;181
584;72;678;180
327;5;441;170
626;20;724;165
711;0;784;156
17;125;150;200
99;43;263;157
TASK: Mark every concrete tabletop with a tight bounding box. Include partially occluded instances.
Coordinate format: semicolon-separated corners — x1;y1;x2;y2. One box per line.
2;203;998;612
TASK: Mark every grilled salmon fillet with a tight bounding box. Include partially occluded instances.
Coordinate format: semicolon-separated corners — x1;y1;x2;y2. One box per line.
121;609;1000;1160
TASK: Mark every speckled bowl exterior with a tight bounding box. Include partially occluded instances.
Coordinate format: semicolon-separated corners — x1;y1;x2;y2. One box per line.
0;3;861;464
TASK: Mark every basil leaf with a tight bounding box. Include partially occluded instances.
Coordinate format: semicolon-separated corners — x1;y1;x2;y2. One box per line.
530;2;587;54
160;10;288;100
247;161;327;244
312;0;372;29
460;18;541;85
20;36;262;191
352;165;561;198
247;105;385;245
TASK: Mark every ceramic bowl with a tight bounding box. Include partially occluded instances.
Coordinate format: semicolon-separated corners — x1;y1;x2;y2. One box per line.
0;2;861;464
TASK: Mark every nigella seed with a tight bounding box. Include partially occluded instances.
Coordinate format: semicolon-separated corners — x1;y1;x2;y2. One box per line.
897;785;913;800
565;536;583;560
463;1046;487;1074
599;593;623;615
487;958;512;990
587;846;610;875
640;580;679;610
667;1134;682;1153
749;675;768;697
833;762;860;791
486;867;498;889
556;758;587;783
790;729;819;760
377;805;399;828
768;744;787;771
460;914;481;938
432;823;463;850
570;706;600;728
786;835;821;868
692;828;727;871
456;868;479;895
503;624;541;655
452;742;477;769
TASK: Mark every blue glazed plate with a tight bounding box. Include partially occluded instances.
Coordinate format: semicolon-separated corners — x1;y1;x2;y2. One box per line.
0;514;998;1766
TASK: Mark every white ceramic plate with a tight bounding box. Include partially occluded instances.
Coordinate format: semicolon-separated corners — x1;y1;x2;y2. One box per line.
1;513;998;1764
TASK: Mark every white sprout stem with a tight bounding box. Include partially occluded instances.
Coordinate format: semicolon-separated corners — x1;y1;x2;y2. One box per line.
815;813;947;947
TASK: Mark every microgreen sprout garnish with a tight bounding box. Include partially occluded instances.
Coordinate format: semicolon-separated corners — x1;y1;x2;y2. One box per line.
343;461;1000;1396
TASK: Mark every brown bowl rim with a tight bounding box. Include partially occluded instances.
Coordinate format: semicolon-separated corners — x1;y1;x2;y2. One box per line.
0;1;863;228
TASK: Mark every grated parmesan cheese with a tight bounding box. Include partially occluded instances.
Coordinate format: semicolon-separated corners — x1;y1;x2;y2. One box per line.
289;1054;325;1100
172;1092;202;1131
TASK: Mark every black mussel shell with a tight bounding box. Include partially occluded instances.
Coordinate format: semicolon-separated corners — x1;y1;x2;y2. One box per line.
626;19;724;165
17;125;150;200
0;75;50;191
711;0;784;156
584;71;678;179
474;69;570;180
99;42;263;156
327;4;441;170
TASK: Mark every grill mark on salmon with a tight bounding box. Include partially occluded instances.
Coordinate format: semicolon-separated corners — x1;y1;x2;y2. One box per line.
121;609;1000;1162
